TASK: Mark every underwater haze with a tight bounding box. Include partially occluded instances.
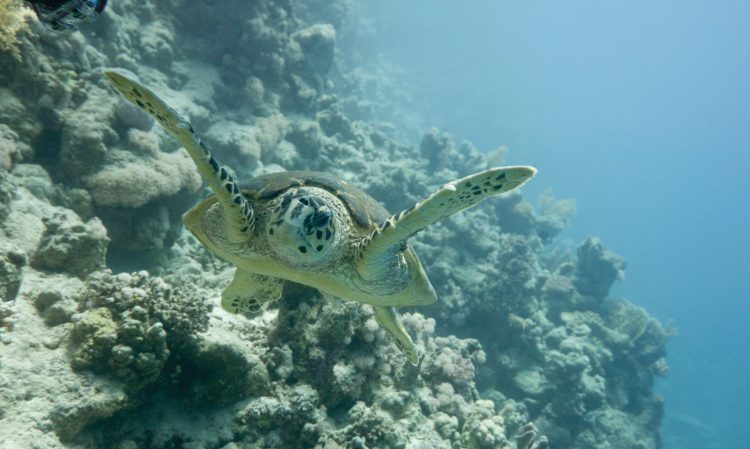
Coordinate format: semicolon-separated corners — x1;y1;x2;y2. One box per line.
0;0;745;447
355;0;750;448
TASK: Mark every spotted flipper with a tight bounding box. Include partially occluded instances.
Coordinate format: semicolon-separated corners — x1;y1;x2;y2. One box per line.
359;166;536;268
103;69;254;242
221;269;283;317
373;305;419;366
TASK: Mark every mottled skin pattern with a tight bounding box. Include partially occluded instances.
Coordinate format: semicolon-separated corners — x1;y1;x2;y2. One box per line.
183;175;428;302
103;69;536;365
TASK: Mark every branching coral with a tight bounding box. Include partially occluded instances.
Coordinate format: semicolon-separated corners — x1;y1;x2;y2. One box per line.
70;270;212;390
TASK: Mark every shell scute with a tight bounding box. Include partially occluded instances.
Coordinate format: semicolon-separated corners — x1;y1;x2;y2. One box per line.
242;170;389;231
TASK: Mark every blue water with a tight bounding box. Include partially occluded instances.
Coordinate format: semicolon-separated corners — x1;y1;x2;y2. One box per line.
356;1;750;447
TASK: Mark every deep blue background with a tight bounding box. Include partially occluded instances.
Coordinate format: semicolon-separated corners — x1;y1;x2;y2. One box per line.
355;1;750;447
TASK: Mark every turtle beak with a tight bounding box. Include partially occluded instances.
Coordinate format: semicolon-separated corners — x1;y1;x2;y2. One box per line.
302;204;332;235
312;208;332;227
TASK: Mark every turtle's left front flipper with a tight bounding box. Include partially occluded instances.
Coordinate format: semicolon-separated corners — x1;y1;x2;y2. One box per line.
359;166;536;266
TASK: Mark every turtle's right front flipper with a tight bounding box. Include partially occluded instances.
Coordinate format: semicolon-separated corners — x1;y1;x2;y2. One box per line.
103;69;254;243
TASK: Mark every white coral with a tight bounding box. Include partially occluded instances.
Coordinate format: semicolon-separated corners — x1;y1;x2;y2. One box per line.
85;150;200;208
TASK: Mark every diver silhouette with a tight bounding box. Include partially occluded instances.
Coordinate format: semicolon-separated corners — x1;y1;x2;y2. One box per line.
25;0;107;32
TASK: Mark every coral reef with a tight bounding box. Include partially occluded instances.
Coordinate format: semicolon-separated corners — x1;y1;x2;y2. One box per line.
0;240;25;303
573;237;626;301
31;209;108;277
412;208;666;449
0;0;669;448
0;0;31;59
70;270;212;388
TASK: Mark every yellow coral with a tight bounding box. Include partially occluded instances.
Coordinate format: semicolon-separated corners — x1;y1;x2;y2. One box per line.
0;0;33;60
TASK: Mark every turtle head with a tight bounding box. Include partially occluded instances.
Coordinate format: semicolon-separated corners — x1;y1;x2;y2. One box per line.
267;187;339;265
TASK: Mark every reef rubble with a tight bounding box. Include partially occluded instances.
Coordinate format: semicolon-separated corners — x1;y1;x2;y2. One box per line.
0;1;669;448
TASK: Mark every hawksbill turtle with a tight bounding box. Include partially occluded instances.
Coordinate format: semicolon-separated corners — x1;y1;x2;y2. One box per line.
103;69;536;365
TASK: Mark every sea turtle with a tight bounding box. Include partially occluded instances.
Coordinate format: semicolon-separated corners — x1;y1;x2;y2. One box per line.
103;69;536;365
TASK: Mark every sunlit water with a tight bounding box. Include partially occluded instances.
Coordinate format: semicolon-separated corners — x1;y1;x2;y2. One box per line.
354;1;750;447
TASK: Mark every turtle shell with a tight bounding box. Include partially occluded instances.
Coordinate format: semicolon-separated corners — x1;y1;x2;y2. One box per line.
242;170;390;231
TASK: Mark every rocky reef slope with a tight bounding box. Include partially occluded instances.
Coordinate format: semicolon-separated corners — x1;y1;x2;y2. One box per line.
0;1;670;448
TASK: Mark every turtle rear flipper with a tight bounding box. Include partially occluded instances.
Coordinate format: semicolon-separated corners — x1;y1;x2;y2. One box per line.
221;269;283;317
358;166;536;268
318;292;419;365
373;305;419;366
103;69;254;242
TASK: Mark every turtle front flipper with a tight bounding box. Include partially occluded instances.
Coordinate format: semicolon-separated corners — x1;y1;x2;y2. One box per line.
358;166;536;268
373;305;419;366
221;268;283;317
103;69;254;243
